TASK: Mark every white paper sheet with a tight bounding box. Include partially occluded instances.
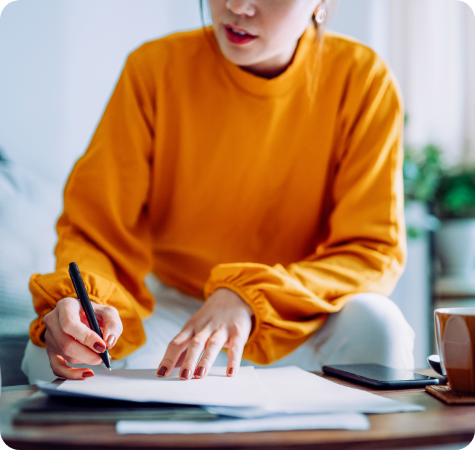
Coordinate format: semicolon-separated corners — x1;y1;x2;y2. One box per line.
116;413;370;434
42;366;424;418
54;366;267;407
205;367;424;418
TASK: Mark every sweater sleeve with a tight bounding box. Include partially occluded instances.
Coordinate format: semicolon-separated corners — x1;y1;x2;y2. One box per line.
29;49;156;359
204;58;406;365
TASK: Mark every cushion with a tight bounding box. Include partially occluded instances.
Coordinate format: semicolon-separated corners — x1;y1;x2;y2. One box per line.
0;150;62;336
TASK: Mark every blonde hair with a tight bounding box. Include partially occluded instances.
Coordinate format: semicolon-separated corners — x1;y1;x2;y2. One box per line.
313;0;338;39
308;0;338;103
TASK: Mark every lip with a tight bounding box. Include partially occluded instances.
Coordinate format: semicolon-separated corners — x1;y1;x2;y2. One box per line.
224;24;258;45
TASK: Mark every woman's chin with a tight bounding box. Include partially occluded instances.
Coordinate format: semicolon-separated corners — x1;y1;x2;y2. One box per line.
215;37;259;67
216;38;283;77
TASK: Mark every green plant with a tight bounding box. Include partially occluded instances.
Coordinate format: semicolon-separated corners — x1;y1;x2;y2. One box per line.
433;169;475;219
403;143;443;203
402;142;443;239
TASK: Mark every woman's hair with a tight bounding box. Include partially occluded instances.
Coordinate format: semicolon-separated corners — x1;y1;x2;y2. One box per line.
199;0;207;28
313;0;338;39
309;0;338;101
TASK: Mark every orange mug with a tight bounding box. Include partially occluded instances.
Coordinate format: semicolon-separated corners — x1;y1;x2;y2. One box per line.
434;307;475;394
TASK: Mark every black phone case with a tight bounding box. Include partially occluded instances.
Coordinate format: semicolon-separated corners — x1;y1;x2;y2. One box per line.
322;365;440;390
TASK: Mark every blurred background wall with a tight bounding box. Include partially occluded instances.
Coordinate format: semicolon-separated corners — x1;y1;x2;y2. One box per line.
0;0;203;183
0;0;474;368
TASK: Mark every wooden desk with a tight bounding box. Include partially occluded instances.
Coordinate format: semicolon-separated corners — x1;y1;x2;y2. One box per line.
1;371;474;450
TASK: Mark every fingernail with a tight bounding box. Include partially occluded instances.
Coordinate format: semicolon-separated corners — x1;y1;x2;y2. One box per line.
82;372;94;378
180;368;190;380
106;335;116;349
228;367;235;376
157;366;167;377
93;342;106;353
196;366;206;377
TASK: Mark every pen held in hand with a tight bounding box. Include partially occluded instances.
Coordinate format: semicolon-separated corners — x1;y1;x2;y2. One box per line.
68;262;112;370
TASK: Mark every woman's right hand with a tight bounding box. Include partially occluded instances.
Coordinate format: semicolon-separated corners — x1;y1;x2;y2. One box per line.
43;297;123;379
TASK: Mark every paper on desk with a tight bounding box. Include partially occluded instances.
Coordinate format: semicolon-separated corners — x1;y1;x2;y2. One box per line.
205;366;424;418
43;366;423;418
116;413;370;434
51;366;266;407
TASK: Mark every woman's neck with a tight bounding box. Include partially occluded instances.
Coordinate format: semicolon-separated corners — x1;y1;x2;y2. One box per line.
238;39;300;79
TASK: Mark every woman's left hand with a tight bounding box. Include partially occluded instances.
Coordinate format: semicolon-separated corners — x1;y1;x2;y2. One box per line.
157;288;253;380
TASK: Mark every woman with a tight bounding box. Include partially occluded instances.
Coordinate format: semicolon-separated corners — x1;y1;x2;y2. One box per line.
22;0;414;383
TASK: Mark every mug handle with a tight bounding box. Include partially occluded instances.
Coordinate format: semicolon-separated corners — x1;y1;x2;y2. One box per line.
427;354;444;376
434;312;448;377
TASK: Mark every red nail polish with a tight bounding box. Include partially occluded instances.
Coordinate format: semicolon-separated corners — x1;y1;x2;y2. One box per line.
158;366;167;377
82;372;94;378
181;368;190;379
228;367;235;376
196;366;206;377
93;342;106;353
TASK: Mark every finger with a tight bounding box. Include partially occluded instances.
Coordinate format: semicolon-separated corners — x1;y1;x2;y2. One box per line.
179;328;213;380
94;304;123;349
45;318;104;366
157;328;194;378
46;346;95;380
57;298;107;354
194;329;228;379
175;350;187;368
226;333;247;377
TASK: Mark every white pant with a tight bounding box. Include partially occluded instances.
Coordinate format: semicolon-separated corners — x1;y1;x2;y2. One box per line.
22;275;415;384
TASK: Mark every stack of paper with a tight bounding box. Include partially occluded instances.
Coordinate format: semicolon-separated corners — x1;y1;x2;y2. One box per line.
116;412;370;434
39;366;423;434
49;367;266;407
204;366;424;417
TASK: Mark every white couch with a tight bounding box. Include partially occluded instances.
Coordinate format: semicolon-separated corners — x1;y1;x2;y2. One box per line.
0;149;61;385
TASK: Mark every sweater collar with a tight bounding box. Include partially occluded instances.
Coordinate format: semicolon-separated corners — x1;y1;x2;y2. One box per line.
208;26;317;98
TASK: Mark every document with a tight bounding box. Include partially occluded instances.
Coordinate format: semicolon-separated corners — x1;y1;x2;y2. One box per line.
116;413;370;434
51;366;266;407
40;366;423;417
205;366;424;418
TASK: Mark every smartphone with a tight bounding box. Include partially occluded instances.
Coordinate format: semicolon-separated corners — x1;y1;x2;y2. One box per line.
322;363;440;389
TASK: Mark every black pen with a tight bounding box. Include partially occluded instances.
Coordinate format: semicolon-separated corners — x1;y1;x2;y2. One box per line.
68;262;112;370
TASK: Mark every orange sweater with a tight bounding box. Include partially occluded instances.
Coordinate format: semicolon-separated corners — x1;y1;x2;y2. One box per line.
29;26;406;364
